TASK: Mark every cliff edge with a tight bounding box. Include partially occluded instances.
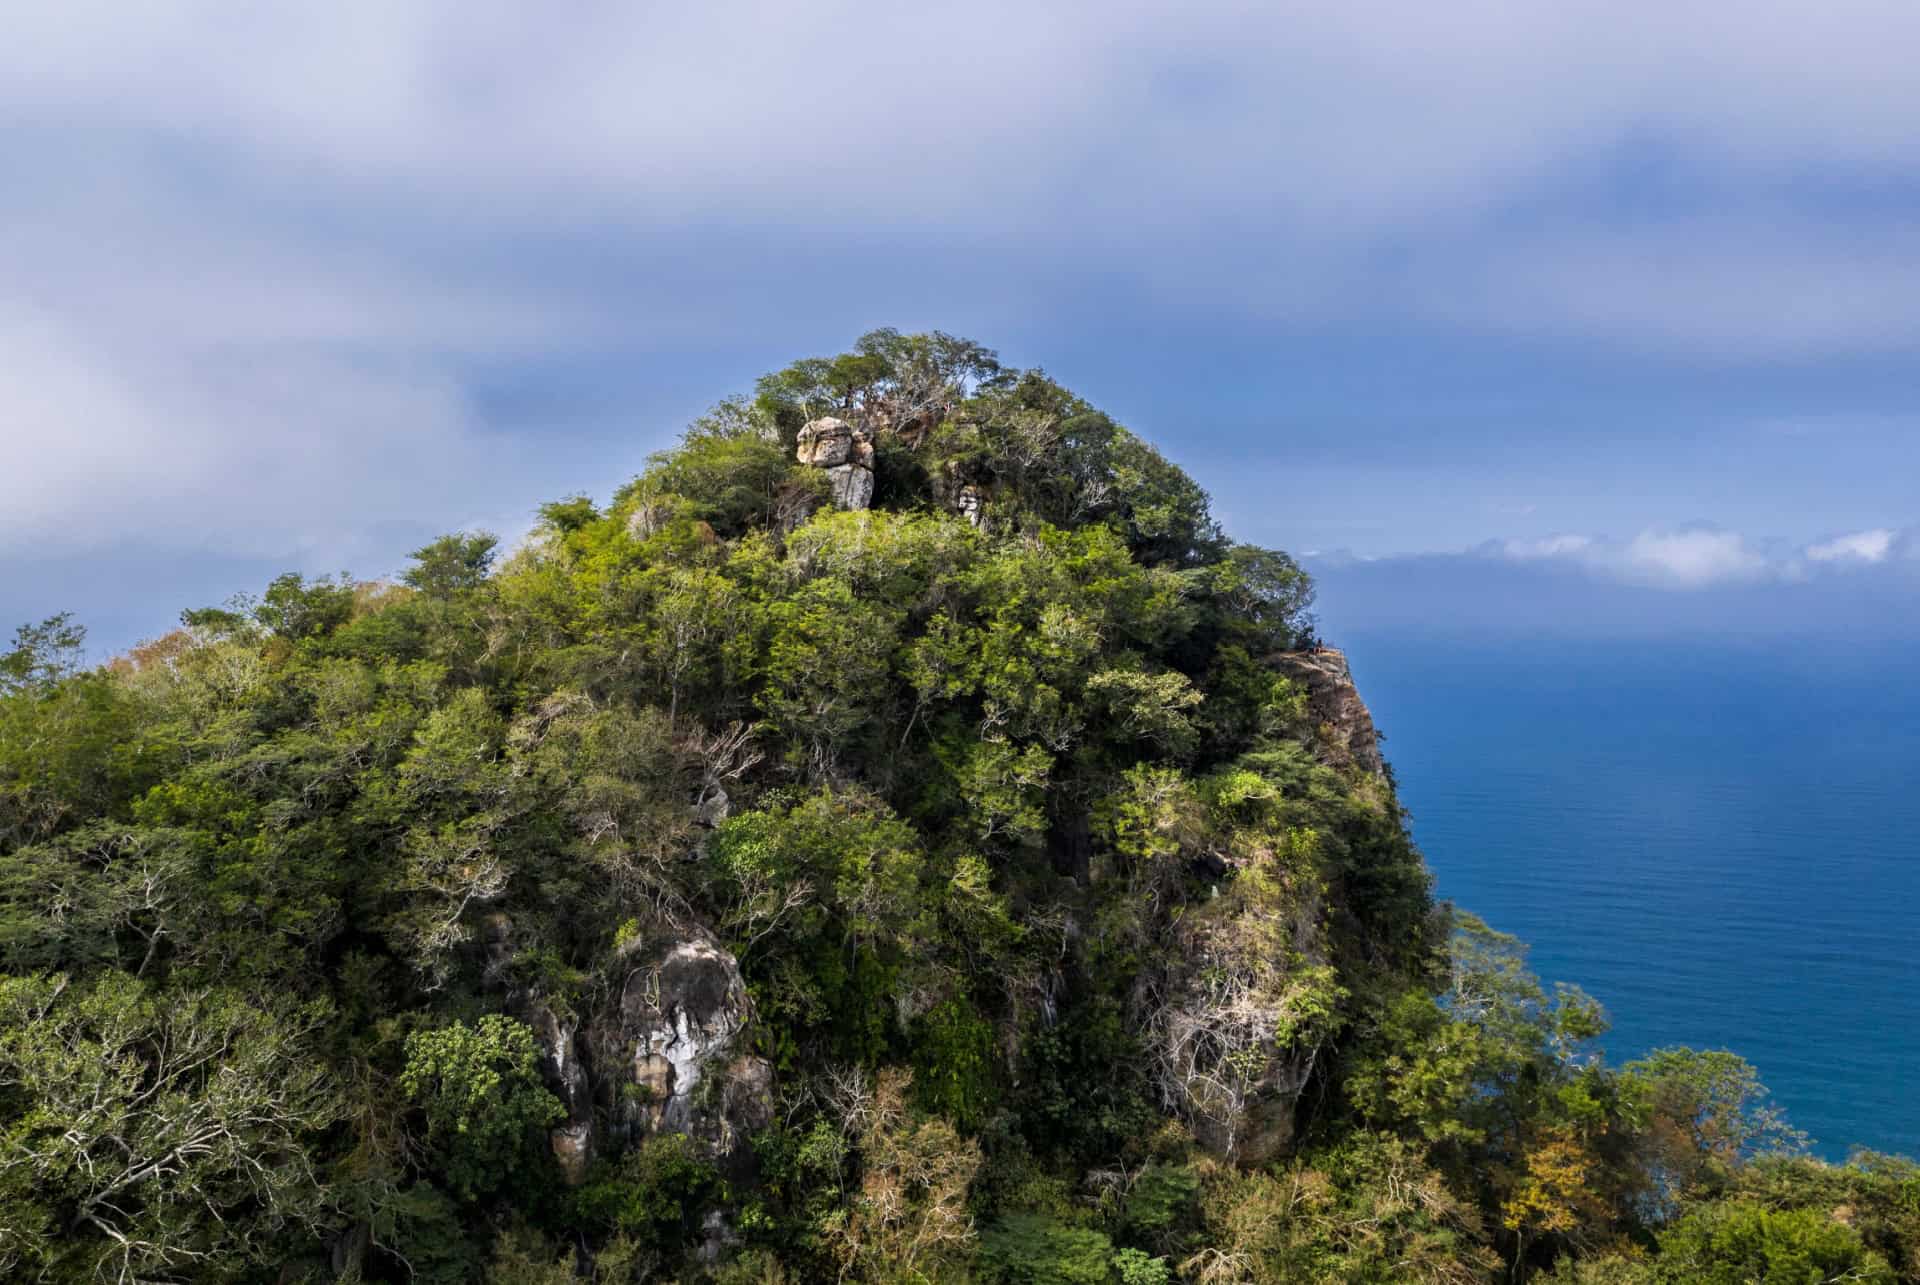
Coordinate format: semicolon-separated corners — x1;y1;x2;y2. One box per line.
1270;646;1385;776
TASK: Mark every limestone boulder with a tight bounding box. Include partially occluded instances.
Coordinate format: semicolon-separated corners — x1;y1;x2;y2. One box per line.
524;1002;595;1184
796;417;875;510
550;1119;593;1185
796;417;855;467
696;784;731;829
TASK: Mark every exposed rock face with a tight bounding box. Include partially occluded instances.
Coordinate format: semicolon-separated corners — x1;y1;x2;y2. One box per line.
488;911;772;1187
795;416;855;467
530;1005;594;1183
929;464;986;527
696;784;731;829
1270;647;1384;775
615;934;774;1171
796;416;874;510
826;462;875;510
550;1119;594;1185
1142;888;1330;1169
695;1208;740;1266
484;913;600;1184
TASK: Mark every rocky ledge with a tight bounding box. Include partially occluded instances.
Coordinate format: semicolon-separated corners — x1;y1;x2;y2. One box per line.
1270;647;1385;776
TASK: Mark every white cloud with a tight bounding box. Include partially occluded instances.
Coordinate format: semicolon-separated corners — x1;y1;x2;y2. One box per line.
1612;529;1770;588
1476;525;1919;589
1806;529;1897;564
1500;534;1596;560
0;295;537;565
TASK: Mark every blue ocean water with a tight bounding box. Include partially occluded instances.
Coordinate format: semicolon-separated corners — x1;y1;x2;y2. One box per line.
1341;634;1920;1161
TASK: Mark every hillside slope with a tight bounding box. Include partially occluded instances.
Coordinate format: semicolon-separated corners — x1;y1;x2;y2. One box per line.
1;331;1914;1284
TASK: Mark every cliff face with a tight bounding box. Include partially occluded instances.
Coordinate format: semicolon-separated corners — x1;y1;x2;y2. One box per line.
1270;647;1385;776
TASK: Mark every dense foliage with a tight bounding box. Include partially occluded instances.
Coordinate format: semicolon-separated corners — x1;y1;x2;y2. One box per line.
1;330;1913;1282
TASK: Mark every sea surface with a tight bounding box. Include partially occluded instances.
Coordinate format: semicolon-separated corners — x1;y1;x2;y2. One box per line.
1341;634;1920;1161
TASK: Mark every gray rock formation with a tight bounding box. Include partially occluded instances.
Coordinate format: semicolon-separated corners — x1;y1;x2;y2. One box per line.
550;1119;593;1185
530;1004;595;1183
1269;647;1385;775
796;416;874;510
486;911;772;1187
614;933;774;1171
696;784;731;829
695;1208;741;1266
826;462;875;510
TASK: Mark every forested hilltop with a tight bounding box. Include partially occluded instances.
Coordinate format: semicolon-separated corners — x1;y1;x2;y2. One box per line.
2;331;1915;1284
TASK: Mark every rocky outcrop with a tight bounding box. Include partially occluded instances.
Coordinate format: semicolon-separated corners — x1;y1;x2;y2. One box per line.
796;416;874;511
612;933;774;1173
795;415;859;467
488;913;774;1186
695;784;731;830
929;463;988;528
481;913;599;1184
531;1005;595;1183
1270;647;1384;775
827;463;875;510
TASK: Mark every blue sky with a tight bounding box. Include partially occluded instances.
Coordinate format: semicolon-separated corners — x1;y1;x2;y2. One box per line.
4;2;1918;651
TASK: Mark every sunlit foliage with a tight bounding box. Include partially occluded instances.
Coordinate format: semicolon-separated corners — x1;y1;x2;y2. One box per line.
0;332;1880;1282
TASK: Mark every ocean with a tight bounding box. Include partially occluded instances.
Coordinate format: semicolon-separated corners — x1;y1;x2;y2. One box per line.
1342;634;1920;1161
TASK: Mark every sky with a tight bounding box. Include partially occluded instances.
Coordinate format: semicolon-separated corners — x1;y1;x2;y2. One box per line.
4;1;1919;652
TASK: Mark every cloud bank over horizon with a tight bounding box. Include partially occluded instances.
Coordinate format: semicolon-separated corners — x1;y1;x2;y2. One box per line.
1308;523;1920;641
1313;521;1919;589
1481;524;1917;589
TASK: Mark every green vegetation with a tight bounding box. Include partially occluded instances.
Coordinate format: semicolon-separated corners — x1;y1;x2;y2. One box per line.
1;329;1912;1281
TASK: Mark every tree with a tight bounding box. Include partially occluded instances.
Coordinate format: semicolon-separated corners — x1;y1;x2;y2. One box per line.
255;572;355;641
399;1016;565;1201
1215;547;1316;650
0;824;202;975
1654;1202;1893;1284
1622;1047;1806;1212
980;1214;1115;1285
0;973;341;1282
831;1069;982;1282
0;613;86;696
404;532;500;598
